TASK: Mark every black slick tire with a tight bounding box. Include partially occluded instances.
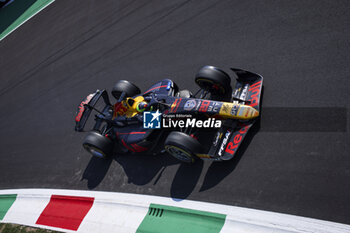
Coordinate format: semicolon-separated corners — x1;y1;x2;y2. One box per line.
195;66;231;96
83;131;113;159
164;131;202;163
111;80;141;100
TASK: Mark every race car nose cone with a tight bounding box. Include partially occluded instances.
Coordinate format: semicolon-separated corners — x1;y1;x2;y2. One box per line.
253;110;259;118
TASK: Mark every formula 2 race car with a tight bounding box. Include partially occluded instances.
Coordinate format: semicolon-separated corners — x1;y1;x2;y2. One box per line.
75;66;263;163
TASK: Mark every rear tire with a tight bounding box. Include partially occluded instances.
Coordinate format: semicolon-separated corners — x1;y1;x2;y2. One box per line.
83;131;113;159
164;131;202;163
195;66;231;96
112;80;141;100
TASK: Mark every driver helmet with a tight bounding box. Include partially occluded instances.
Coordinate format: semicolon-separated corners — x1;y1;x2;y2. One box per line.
136;101;148;112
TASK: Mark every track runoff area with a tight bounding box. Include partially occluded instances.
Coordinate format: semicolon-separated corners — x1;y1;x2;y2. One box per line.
0;0;54;41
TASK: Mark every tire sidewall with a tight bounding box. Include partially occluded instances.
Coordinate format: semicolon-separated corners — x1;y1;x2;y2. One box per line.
112;80;141;100
83;131;113;159
195;66;231;95
164;131;202;163
165;144;195;163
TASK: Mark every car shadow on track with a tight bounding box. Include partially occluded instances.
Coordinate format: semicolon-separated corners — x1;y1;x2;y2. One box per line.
113;152;205;200
199;116;261;191
81;156;113;189
170;159;204;200
80;119;260;194
113;152;179;186
80;119;261;196
200;87;264;191
81;150;180;189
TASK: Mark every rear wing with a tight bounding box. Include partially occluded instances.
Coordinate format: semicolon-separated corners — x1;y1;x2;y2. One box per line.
231;68;263;112
75;89;111;131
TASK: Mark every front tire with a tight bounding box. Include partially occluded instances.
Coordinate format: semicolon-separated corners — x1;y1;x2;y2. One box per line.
111;80;141;100
195;66;231;96
164;131;202;163
83;131;113;159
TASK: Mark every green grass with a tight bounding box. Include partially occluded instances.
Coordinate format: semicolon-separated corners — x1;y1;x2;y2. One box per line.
0;223;62;233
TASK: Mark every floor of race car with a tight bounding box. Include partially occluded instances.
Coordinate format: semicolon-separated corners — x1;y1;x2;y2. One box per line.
0;0;349;225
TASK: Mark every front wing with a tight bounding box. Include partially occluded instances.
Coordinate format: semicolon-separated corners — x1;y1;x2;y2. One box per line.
198;68;263;161
201;120;254;161
75;89;111;132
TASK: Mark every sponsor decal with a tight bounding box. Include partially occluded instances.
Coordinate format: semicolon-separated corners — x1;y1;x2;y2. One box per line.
199;100;211;112
114;102;128;116
240;84;249;101
75;94;94;122
230;104;239;116
245;108;251;117
238;108;245;117
233;88;240;100
143;110;162;129
220;103;231;115
212;132;222;146
224;124;250;155
170;98;182;113
218;130;231;156
248;81;262;107
207;101;221;112
184;99;196;111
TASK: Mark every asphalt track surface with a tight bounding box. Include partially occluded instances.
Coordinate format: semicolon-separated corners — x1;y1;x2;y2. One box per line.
0;0;349;225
